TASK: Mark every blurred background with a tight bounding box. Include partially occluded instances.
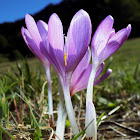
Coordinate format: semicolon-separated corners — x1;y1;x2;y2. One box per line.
0;0;140;61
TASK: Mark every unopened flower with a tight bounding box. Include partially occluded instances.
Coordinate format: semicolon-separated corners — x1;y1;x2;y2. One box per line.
21;17;49;68
86;15;131;104
21;15;54;122
91;15;131;66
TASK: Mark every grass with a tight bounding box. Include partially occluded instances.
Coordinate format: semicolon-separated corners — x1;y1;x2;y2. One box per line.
0;37;140;139
105;37;140;72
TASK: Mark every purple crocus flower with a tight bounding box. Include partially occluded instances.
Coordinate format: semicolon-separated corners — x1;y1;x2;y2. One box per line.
40;9;92;137
86;15;131;139
86;15;131;104
91;16;131;66
41;10;91;76
21;15;54;123
70;48;112;96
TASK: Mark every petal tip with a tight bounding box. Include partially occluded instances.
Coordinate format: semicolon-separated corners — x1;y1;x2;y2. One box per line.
127;24;132;30
108;68;112;73
25;13;31;19
48;13;61;27
49;13;59;21
128;24;131;27
79;9;88;15
126;24;131;37
21;26;25;31
25;13;33;25
108;15;114;21
76;9;91;21
21;27;25;35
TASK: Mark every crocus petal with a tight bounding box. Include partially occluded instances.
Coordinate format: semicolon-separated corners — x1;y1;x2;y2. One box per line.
71;48;91;88
47;13;65;75
25;14;42;47
40;41;64;76
21;27;49;66
91;15;114;59
85;102;97;140
37;20;48;41
48;13;64;51
95;62;104;79
70;64;92;96
70;62;105;96
21;27;39;55
94;69;112;85
126;24;131;37
109;28;115;39
102;25;131;61
66;9;92;72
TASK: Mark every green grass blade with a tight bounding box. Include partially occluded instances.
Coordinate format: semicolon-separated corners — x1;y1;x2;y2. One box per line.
0;107;2;140
0;125;16;140
72;119;94;140
133;64;139;79
71;129;86;140
16;87;42;139
4;82;18;94
97;112;105;128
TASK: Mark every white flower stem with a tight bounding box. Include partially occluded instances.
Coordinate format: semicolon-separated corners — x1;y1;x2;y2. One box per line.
56;80;67;140
86;64;97;105
61;77;80;139
86;63;98;140
45;66;53;121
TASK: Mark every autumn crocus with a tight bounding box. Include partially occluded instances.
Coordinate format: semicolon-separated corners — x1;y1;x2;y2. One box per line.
86;15;131;139
21;16;54;123
40;9;92;137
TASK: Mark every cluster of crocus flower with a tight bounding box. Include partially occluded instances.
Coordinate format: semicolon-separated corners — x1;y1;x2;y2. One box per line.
21;9;131;140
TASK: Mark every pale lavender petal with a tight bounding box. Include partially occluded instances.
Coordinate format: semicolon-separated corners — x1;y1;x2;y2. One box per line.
48;13;64;51
66;9;92;72
94;69;112;85
95;62;104;79
91;15;114;58
21;27;49;66
40;41;64;76
71;48;91;88
126;24;131;37
102;26;130;61
70;64;92;96
47;13;65;74
109;28;115;39
25;14;42;47
21;27;31;46
70;62;106;95
21;27;38;54
37;20;48;41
